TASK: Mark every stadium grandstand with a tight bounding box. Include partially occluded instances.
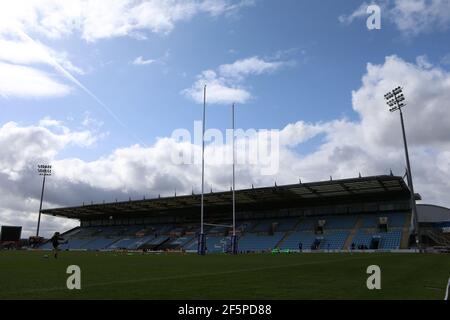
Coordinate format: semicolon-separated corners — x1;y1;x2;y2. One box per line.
417;204;450;249
36;174;431;253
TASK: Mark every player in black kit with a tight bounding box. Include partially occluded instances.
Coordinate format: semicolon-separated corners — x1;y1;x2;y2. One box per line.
51;232;67;259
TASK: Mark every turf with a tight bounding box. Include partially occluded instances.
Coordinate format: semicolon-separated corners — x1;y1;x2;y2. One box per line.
0;251;448;300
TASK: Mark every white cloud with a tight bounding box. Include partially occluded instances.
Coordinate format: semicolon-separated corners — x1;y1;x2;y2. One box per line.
340;0;450;35
391;0;450;35
352;55;450;147
0;62;71;98
219;56;287;80
182;70;252;104
38;117;65;128
79;0;252;41
183;56;291;105
338;2;372;25
132;56;156;66
0;119;101;182
0;36;83;74
441;53;450;65
81;112;105;130
0;0;254;42
0;119;106;237
0;29;85;98
0;1;252;99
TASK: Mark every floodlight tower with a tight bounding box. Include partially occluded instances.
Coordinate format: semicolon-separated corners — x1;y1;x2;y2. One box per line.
384;87;420;248
36;164;52;237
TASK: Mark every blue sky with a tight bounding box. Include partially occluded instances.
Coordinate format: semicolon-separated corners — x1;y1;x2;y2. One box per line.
2;0;448;159
1;0;450;235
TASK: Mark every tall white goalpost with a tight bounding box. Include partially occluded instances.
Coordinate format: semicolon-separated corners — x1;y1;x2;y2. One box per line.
197;85;238;255
231;103;238;254
198;85;207;255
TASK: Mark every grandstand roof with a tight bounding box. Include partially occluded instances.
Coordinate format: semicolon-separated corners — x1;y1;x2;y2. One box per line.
417;204;450;223
42;175;411;220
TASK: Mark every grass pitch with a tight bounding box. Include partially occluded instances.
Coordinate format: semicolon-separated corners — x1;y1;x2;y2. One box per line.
0;251;448;300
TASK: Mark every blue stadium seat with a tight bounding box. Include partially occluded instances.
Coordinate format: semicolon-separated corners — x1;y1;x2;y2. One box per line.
46;212;408;252
321;231;350;250
323;216;357;229
237;232;285;252
275;218;300;231
107;235;166;250
352;229;402;250
183;236;231;253
280;231;349;250
297;218;317;231
361;213;407;228
280;231;316;250
82;237;120;250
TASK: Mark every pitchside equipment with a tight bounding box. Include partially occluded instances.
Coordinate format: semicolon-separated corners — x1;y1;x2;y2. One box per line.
1;226;22;242
0;226;22;249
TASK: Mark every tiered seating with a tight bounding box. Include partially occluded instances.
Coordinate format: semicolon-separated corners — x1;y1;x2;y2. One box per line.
83;237;120;250
296;215;357;231
144;236;169;247
252;220;274;232
380;229;402;249
90;227;119;237
108;238;140;249
73;227;102;237
361;213;406;228
158;225;175;234
170;227;184;234
129;236;158;249
237;232;284;252
387;213;407;227
361;215;379;228
167;236;194;248
352;229;402;250
237;221;256;232
320;231;349;250
184;236;230;253
61;238;92;250
63;228;82;238
208;225;227;234
276;218;300;231
39;242;53;250
108;235;170;250
40;212;409;252
253;218;299;232
279;231;316;250
323;216;357;229
280;231;349;250
122;225;145;235
297;218;316;231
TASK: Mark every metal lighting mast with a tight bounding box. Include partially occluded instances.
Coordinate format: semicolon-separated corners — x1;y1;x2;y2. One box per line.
384;87;420;248
231;103;238;255
36;164;52;237
198;85;207;255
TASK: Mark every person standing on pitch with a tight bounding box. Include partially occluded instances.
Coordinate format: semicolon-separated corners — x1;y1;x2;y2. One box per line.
51;232;67;259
